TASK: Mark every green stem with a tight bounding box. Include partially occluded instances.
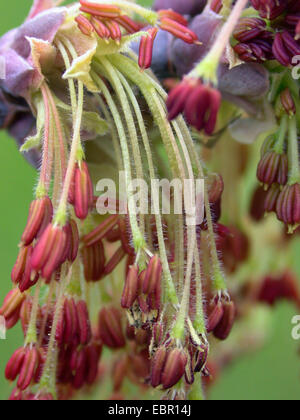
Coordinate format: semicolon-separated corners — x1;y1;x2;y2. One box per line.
39;269;71;398
55;77;84;226
288;116;300;185
116;69;179;305
97;57;146;236
24;281;42;345
274;114;288;155
190;0;249;83
91;71;145;252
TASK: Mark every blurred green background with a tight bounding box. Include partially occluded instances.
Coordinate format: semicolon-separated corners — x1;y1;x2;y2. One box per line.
0;0;299;401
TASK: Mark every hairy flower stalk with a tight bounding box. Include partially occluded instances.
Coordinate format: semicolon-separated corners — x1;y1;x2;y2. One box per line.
1;0;300;402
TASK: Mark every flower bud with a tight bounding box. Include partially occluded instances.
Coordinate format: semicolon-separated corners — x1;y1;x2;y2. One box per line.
167;78;221;135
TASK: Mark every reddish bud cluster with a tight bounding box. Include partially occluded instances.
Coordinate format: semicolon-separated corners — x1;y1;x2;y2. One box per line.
206;298;236;340
250;0;288;20
167;78;221;135
257;151;288;188
5;345;42;391
150;346;187;389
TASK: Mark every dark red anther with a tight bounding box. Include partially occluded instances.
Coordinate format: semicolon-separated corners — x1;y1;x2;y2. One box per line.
161;348;188;389
273;31;300;67
250;0;288;20
31;223;67;281
138;27;159;70
121;264;139;309
98;306;125;349
206;299;224;333
234;18;267;43
85;342;102;385
142;255;162;295
257;151;288;187
5;347;26;382
77;300;92;345
73;161;94;220
213;301;236;341
104;246;126;275
56;298;78;345
21;196;53;246
82;240;106;282
276;183;300;231
150;346;167;388
83;215;119;246
0;288;26;329
70;347;87;390
167;78;221;135
18;245;39;292
264;183;281;213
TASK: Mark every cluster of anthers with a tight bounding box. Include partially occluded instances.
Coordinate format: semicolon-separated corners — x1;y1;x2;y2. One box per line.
0;0;299;401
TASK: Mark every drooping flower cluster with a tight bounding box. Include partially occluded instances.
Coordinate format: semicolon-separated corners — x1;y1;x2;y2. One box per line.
0;0;300;402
